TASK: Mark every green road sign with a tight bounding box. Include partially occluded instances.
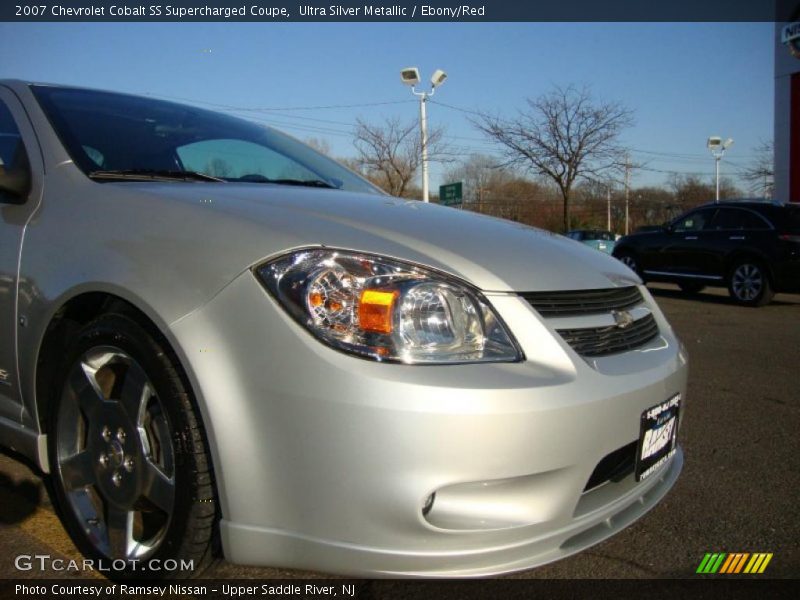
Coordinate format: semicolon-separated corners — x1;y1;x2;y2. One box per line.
439;182;463;206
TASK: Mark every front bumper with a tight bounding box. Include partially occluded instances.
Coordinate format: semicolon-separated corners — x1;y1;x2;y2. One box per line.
170;272;688;576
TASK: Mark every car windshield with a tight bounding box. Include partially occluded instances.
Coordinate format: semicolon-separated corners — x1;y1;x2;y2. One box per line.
31;85;381;194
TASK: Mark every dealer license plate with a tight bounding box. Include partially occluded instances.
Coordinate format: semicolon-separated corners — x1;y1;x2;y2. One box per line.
635;394;681;482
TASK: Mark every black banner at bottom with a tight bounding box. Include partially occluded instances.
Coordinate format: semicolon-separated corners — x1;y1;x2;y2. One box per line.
1;579;798;600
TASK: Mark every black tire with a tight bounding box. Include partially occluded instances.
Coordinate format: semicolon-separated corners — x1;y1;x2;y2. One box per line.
615;250;641;277
727;259;774;307
678;282;705;295
47;313;217;579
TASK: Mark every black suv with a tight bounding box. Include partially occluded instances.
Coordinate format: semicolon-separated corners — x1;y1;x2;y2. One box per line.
613;201;800;306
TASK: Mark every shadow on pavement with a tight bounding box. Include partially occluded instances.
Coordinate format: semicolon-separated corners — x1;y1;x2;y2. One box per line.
0;449;43;525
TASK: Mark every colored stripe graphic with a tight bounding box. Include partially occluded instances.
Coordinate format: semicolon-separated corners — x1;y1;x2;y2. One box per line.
719;554;735;573
744;554;760;573
719;554;737;573
759;554;773;573
696;553;713;573
710;553;726;573
737;553;752;573
698;552;773;574
697;553;727;573
721;553;738;573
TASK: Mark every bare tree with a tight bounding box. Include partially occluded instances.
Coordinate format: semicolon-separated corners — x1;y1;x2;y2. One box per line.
444;154;510;211
353;117;445;198
668;173;741;207
740;140;774;199
474;86;633;231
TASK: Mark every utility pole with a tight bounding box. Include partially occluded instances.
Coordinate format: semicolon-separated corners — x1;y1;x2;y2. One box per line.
707;137;733;203
624;156;631;235
419;94;429;202
400;67;447;203
607;187;612;232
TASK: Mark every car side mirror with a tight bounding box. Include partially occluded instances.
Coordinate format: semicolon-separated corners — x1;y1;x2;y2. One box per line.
0;163;31;204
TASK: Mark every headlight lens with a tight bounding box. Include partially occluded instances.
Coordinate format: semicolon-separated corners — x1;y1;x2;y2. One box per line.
255;249;522;364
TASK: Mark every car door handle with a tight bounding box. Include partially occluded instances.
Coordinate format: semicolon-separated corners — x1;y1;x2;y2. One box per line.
684;236;698;240
729;236;746;240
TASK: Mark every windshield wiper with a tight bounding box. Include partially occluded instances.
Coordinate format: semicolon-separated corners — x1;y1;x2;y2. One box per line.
233;174;338;189
269;178;338;189
88;169;226;183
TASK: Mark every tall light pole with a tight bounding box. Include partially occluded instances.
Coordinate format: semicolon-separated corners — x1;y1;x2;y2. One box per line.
401;67;447;202
624;156;631;235
707;136;734;202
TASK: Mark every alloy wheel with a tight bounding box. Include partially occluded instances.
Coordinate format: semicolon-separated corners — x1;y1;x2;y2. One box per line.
55;346;175;561
731;263;763;302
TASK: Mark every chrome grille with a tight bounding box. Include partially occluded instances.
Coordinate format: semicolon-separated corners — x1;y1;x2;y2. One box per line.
556;313;659;357
520;286;643;317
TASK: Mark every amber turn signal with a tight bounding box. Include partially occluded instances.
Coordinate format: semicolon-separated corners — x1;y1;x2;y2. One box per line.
358;289;399;334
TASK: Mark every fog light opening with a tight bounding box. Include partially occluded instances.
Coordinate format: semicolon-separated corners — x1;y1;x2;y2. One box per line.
422;492;436;516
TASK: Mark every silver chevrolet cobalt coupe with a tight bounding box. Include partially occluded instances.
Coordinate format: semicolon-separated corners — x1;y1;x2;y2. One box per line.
0;81;687;577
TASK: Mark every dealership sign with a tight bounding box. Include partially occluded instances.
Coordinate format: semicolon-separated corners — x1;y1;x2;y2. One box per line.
782;22;800;58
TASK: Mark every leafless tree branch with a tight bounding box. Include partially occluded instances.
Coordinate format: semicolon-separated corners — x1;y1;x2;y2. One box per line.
352;117;448;198
473;85;634;230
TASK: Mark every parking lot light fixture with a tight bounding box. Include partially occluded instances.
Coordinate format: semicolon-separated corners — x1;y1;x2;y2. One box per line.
707;136;734;202
401;67;447;202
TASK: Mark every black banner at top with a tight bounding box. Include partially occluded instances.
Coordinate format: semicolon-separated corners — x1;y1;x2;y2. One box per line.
1;0;799;22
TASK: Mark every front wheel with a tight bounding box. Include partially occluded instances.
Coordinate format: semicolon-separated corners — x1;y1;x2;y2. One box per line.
48;313;217;578
728;260;774;307
615;251;641;277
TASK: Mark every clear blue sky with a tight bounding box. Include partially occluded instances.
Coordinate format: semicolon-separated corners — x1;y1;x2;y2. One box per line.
0;22;774;190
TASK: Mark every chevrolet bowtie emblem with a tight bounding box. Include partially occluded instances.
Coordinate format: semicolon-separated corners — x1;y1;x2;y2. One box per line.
612;310;635;329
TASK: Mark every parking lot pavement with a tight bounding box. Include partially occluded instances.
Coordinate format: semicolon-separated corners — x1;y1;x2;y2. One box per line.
1;284;798;580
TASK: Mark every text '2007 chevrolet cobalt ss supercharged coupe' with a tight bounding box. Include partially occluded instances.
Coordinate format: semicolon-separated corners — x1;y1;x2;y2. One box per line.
0;81;687;577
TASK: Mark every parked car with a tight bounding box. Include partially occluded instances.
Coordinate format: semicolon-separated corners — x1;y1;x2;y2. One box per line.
613;201;800;306
635;225;664;233
565;229;616;254
0;81;687;578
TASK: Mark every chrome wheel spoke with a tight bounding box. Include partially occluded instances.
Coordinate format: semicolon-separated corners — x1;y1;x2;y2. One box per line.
118;363;151;423
105;507;133;558
67;364;105;417
142;461;175;513
60;450;95;491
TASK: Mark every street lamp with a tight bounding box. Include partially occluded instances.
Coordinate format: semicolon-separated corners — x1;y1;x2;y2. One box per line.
401;67;447;202
707;136;734;202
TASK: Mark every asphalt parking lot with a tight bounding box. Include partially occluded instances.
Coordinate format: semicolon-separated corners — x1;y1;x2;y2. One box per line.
1;283;798;580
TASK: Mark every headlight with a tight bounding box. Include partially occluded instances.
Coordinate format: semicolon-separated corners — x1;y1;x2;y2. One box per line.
255;249;523;364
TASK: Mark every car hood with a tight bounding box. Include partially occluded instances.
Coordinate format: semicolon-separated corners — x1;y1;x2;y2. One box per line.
112;183;640;293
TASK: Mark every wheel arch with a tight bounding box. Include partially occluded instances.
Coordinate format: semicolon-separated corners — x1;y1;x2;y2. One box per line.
33;290;216;474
